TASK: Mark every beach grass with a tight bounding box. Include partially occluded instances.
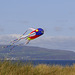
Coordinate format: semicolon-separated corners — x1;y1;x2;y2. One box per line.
0;61;75;75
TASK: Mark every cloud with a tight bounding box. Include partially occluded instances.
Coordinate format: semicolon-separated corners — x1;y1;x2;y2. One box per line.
0;34;21;45
56;19;68;23
29;36;75;51
0;34;75;51
7;20;29;24
69;27;75;31
0;27;4;32
54;26;62;32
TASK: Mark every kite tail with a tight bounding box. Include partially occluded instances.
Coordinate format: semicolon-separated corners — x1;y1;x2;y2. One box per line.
10;30;28;43
9;43;24;51
2;30;28;49
2;28;35;49
2;38;21;49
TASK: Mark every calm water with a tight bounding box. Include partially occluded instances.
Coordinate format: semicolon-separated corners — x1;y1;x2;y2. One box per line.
18;60;75;66
3;60;75;66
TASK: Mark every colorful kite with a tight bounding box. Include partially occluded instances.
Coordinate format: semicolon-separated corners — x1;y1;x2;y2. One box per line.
2;28;44;50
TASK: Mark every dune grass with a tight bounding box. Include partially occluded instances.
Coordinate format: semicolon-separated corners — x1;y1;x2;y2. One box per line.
0;61;75;75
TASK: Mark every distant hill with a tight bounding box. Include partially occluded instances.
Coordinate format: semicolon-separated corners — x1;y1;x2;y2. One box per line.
0;45;75;60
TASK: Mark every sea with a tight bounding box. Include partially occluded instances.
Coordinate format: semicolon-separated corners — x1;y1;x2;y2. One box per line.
13;60;75;66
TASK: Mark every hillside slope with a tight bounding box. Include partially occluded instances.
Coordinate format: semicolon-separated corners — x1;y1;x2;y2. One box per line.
0;45;75;60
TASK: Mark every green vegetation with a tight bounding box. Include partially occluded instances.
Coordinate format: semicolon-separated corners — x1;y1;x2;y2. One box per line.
0;61;75;75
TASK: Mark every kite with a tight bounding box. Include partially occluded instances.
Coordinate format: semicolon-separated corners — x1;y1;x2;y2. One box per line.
2;28;44;50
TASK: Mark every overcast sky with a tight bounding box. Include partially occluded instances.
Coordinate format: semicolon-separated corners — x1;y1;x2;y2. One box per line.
0;0;75;51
